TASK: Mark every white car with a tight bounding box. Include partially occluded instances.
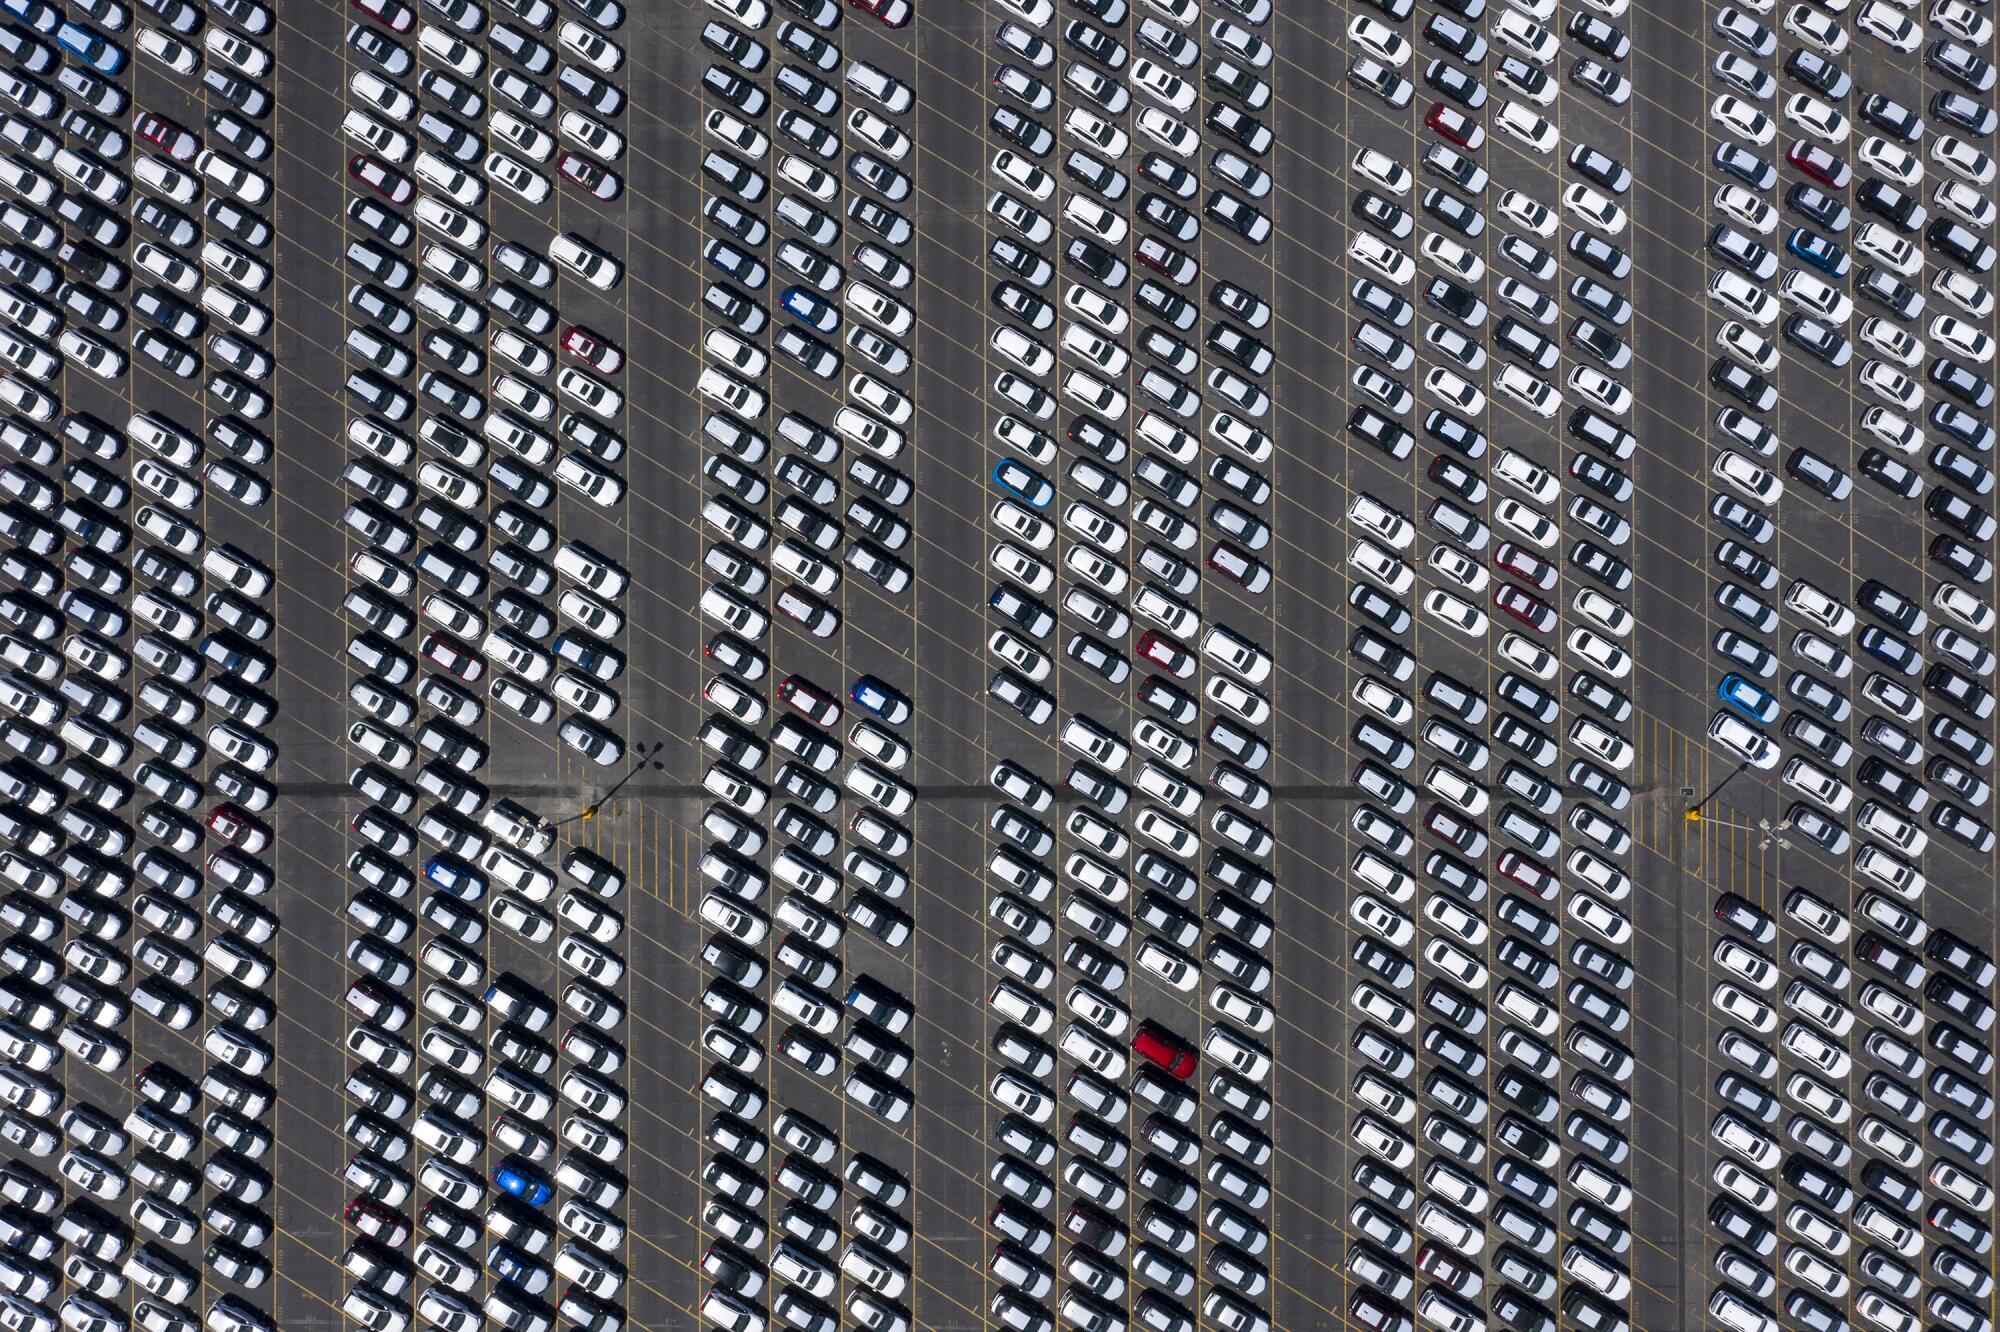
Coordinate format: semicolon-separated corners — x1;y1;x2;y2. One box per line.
1860;135;1922;186
1935;582;1995;631
1347;14;1410;64
1422;234;1485;283
1932;0;1994;44
1495;363;1559;416
1128;57;1194;112
1783;1;1848;54
1934;267;1995;319
1708;710;1778;769
1859;360;1923;411
1494;8;1559;61
1713;1160;1776;1212
1422;589;1488;638
1495;101;1557;153
1711;271;1779;325
1933;134;1995;185
1570;627;1632;680
1713;94;1776;146
1564;183;1628;235
1784;93;1848;144
1497;189;1556;237
137;27;199;75
1353;147;1411;194
1350;231;1416;285
1932;314;1994;364
1567;365;1631;416
1936;179;1996;229
1715;183;1777;233
1855;0;1919;48
1714;450;1783;503
1718;322;1777;374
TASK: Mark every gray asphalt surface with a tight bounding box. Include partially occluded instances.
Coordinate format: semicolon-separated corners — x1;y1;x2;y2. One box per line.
228;4;2000;1331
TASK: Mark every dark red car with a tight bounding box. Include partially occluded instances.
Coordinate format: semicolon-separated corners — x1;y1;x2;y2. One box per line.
1787;138;1850;190
1136;630;1195;679
344;1198;408;1246
1425;804;1488;857
206;802;270;854
776;674;841;727
1494;582;1558;633
132;111;198;162
348;153;413;205
1493;541;1557;591
562;325;623;374
558;151;621;201
1135;234;1198;285
1425;101;1485;151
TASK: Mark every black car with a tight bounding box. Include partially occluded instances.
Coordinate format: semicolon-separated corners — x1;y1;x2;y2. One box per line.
1786;183;1850;232
1567;13;1629;58
1568;144;1631;194
1859;448;1922;498
1785;47;1851;99
1933;90;1998;137
1929;38;1996;93
1713;141;1777;191
1858;178;1924;233
1930;218;1998;274
1857;266;1922;318
1860;92;1923;142
1710;358;1777;412
1782;317;1852;371
1930;357;1996;411
988;104;1052;156
1569;230;1631;280
1424;57;1487;108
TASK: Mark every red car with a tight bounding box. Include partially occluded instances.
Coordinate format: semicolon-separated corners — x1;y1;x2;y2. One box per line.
1787;138;1850;190
206;803;270;854
132;111;198;162
1492;541;1557;591
1493;583;1557;633
563;324;623;374
848;0;911;26
1136;630;1195;679
350;0;415;31
1131;1021;1197;1079
348;153;413;205
776;674;842;727
419;631;483;682
558;152;621;201
1425;102;1484;151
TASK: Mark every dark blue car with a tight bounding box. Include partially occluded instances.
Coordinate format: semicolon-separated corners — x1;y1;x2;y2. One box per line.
850;674;912;725
423;855;485;901
781;284;838;333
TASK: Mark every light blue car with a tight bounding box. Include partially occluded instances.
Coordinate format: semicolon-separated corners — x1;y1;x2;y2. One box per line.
55;21;123;74
1717;673;1778;725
